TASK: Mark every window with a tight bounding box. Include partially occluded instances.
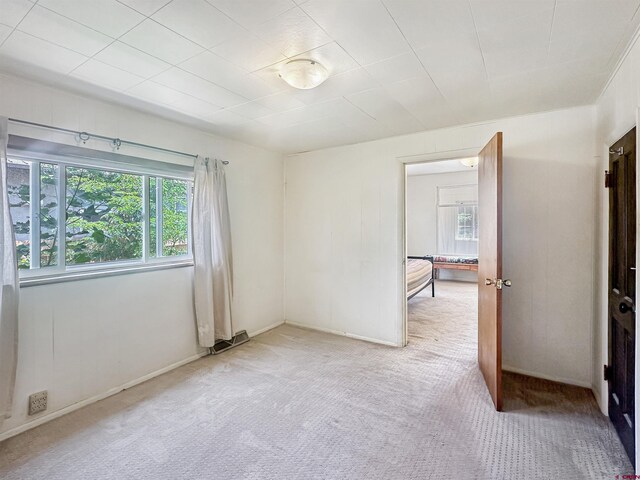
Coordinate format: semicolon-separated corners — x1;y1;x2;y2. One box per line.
455;205;479;241
8;157;191;280
148;177;189;258
65;166;144;265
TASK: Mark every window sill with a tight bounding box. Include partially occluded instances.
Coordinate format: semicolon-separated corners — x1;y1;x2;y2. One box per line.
19;260;194;287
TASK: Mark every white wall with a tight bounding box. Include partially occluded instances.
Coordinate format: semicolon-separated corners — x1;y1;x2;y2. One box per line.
285;105;597;386
594;28;640;463
0;73;285;439
406;171;477;282
406;171;478;255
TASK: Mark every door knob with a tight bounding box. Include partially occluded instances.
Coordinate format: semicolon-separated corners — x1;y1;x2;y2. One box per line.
485;278;512;290
619;302;633;314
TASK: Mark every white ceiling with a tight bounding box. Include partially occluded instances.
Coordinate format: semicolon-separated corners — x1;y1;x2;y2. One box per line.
406;158;477;175
1;0;639;154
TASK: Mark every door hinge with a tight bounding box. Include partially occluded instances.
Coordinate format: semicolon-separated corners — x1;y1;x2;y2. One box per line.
609;146;624;156
604;364;613;381
605;170;613;188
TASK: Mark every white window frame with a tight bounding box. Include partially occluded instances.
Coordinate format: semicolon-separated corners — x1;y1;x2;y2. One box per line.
9;155;193;286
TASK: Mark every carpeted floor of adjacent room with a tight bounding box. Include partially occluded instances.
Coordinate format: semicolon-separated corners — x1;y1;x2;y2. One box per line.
0;280;633;479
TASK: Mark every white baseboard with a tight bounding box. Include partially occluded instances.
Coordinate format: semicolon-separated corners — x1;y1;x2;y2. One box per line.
593;383;608;416
247;320;285;337
285;320;400;347
503;364;592;389
0;351;209;443
0;321;287;443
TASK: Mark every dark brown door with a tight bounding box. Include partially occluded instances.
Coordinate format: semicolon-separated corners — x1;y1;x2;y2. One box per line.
608;127;636;467
478;132;505;411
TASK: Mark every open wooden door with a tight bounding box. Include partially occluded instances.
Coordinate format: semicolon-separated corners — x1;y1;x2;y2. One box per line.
478;132;507;411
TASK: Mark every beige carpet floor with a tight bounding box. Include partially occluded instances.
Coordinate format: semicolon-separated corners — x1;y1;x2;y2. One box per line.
0;280;633;479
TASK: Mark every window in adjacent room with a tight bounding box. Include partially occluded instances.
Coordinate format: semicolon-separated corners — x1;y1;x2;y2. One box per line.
455;205;479;241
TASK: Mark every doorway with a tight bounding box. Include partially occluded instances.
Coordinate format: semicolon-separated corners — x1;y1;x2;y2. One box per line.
403;156;480;383
607;126;637;467
401;133;505;411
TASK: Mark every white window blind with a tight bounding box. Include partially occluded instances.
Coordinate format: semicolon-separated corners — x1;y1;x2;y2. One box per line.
8;135;193;180
437;184;478;206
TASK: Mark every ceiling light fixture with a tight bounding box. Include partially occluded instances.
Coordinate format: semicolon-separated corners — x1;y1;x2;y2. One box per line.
279;59;329;90
459;157;479;168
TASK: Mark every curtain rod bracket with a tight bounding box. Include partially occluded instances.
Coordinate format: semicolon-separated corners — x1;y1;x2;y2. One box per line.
78;132;90;144
204;158;229;166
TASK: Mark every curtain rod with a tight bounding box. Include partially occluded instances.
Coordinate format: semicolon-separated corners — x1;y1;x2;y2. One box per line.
7;118;229;165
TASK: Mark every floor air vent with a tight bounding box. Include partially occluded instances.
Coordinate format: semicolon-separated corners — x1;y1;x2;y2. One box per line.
210;330;250;355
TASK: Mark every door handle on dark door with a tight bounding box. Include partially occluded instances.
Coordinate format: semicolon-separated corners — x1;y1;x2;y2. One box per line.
619;302;633;314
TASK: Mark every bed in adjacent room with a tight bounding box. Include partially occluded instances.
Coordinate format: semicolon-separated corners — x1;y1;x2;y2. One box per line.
407;256;435;300
431;255;478;279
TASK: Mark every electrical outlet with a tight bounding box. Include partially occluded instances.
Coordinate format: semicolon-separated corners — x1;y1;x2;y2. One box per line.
28;391;47;415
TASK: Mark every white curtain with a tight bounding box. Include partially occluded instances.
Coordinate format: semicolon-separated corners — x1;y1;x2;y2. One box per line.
192;157;233;347
0;117;19;425
436;184;479;256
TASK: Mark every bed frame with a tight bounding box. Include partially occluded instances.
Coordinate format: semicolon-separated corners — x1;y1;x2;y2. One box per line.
407;255;435;300
433;261;478;279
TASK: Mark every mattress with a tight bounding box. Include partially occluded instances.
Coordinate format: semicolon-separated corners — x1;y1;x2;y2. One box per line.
407;259;433;298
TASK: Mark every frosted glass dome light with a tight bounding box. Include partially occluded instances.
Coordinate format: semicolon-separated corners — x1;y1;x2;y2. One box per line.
279;59;329;90
459;157;479;167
